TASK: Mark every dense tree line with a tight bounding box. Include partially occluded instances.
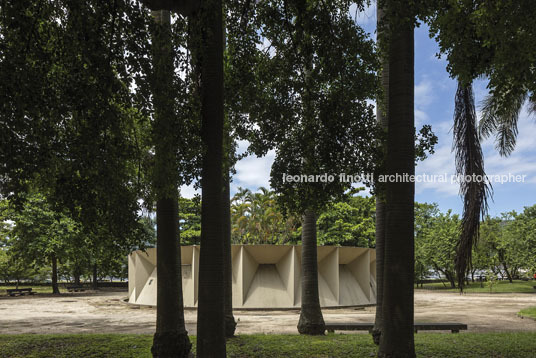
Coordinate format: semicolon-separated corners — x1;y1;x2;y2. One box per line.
181;187;375;246
415;203;536;287
0;194;155;287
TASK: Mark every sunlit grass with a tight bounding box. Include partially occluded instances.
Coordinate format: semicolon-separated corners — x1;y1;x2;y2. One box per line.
1;333;536;357
518;306;536;320
417;279;536;293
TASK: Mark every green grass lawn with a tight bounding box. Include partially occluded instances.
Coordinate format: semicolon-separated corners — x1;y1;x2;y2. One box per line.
417;279;536;293
1;333;536;357
518;307;536;320
0;285;55;295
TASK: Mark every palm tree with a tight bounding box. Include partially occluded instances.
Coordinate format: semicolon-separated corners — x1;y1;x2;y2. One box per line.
454;87;536;290
452;81;490;289
297;210;325;335
372;4;389;345
377;3;415;356
479;91;534;157
222;123;237;338
149;9;191;358
195;0;226;354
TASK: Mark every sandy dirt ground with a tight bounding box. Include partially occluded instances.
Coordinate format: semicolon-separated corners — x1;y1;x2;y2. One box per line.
0;289;535;335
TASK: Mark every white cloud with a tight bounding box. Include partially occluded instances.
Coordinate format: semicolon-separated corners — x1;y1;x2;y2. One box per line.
233;150;275;190
415;143;460;197
180;184;200;199
351;1;377;27
415;109;429;126
414;78;435;108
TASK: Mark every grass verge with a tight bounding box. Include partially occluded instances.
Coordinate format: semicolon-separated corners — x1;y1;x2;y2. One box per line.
1;333;536;357
417;280;536;293
518;306;536;320
0;286;53;295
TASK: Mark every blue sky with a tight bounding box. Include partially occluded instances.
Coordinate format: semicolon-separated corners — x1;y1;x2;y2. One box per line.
181;2;536;217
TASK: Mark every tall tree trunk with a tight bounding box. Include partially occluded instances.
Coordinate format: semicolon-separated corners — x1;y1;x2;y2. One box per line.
221;22;236;337
373;198;385;344
196;0;226;355
92;263;98;290
445;272;456;288
372;4;389;346
150;10;191;358
297;210;325;335
223;143;237;338
502;262;513;283
222;169;237;338
378;6;415;357
51;253;60;295
152;197;191;357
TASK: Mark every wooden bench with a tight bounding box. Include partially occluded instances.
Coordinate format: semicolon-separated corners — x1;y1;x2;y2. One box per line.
325;322;467;334
6;288;35;296
66;285;86;292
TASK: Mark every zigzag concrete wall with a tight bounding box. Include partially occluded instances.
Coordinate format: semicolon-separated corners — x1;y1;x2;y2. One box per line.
128;245;376;309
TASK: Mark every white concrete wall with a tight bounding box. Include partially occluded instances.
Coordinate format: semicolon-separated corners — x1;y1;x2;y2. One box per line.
128;245;376;308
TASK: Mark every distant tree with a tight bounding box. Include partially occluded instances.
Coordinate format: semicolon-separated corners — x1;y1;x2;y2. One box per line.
414;203;440;286
423;210;460;288
317;194;375;248
3;193;80;294
179;196;201;245
0;249;39;286
230;187;300;245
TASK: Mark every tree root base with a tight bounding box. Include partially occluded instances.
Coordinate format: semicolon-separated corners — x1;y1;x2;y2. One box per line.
151;330;192;358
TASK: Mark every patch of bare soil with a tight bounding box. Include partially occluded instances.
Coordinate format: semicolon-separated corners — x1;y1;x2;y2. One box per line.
0;289;534;335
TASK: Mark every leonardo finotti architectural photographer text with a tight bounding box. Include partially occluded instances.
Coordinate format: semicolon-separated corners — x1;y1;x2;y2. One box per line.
282;173;527;184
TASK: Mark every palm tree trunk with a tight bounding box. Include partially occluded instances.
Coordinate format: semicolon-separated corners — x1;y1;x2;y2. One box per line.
297;210;325;335
150;9;191;358
378;8;416;357
221;18;236;338
373;197;386;344
51;253;60;295
196;0;226;355
453;82;490;290
152;197;191;357
372;4;389;346
223;167;237;338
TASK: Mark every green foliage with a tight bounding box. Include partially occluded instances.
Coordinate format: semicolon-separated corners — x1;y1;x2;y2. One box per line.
317;194;375;247
414;203;460;286
179;196;201;245
415;125;439;163
2;193;79;268
226;0;380;216
425;0;536;139
228;188;375;246
476;208;536;281
0;192;152;282
414;203;536;286
230;188;300;245
0;1;164;279
486;270;497;293
0;249;41;284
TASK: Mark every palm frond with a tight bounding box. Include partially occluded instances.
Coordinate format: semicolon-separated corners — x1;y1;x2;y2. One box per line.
528;95;536;116
479;91;526;156
453;81;492;291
